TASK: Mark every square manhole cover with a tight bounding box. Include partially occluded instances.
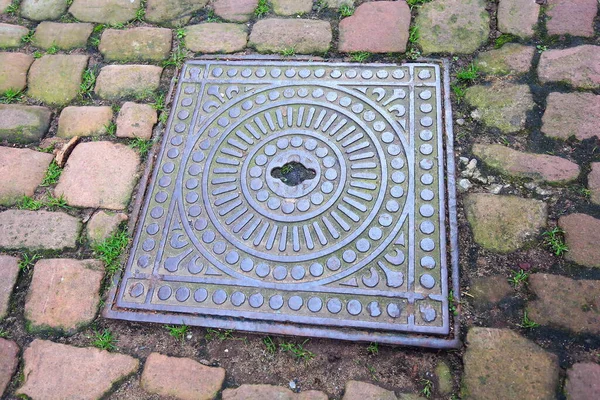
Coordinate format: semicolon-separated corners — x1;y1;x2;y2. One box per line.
105;60;459;348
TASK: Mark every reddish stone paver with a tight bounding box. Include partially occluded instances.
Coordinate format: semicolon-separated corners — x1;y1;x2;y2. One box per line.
0;147;53;206
33;22;93;50
223;384;328;400
69;0;141;24
20;0;67;20
116;102;157;139
497;0;539;38
0;23;28;49
17;339;139;400
0;0;10;13
546;0;597;37
342;381;396;400
27;54;89;106
249;19;332;54
538;45;600;89
470;275;513;307
0;210;81;251
86;210;128;244
528;273;600;334
472;143;580;183
271;0;313;16
589;163;600;205
146;0;209;26
542;92;599;141
25;258;104;332
0;104;51;144
338;1;410;53
565;363;600;400
213;0;258;23
0;52;33;93
141;353;225;400
0;255;19;320
0;338;18;396
99;27;172;62
55;141;140;209
57;106;113;138
474;44;534;76
185;23;248;54
94;65;163;100
559;213;600;268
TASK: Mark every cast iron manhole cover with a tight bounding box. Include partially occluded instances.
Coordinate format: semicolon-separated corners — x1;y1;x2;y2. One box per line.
105;60;460;348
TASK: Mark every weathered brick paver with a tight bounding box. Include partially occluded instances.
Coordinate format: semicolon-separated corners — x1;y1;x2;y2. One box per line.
588;163;600;205
416;0;489;54
141;353;225;400
18;340;139;399
528;273;600;334
146;0;209;26
0;52;33;93
559;213;600;268
470;275;512;308
497;0;539;38
99;27;172;62
20;0;67;21
0;23;28;49
33;22;93;49
464;194;547;253
565;363;600;400
324;0;353;7
223;384;328;400
338;1;410;53
0;147;53;206
185;23;248;54
271;0;313;16
462;328;559;400
472;143;580;183
342;381;396;400
116;102;157;139
546;0;597;37
0;255;19;320
0;210;80;251
0;0;10;13
27;54;88;106
474;44;534;75
542;92;599;141
57;106;113;138
94;65;163;100
0;339;18;396
0;104;52;144
249;19;332;54
86;210;127;244
538;45;600;89
55;141;140;209
213;0;258;23
69;0;141;24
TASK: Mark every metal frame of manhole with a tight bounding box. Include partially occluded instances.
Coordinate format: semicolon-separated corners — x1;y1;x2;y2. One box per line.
104;58;460;349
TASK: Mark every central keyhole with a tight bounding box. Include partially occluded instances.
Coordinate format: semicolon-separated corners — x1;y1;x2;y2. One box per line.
270;161;317;187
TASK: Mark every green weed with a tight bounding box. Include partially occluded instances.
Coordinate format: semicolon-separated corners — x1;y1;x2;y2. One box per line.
350;51;371;63
205;9;222;22
0;88;24;104
79;68;97;98
5;0;19;15
367;364;378;381
92;329;117;350
406;47;421;60
92;228;130;275
17;195;43;211
33;51;43;58
18;253;41;271
536;44;548;53
579;187;592;199
205;328;233;341
448;290;459;315
451;83;466;103
338;4;354;17
44;194;72;211
254;0;271;18
366;342;379;355
162;46;188;68
134;2;145;22
129;138;153;157
46;44;59;55
263;336;277;353
508;269;529;288
409;25;419;43
21;30;35;44
0;328;8;338
104;121;117;136
542;227;568;256
407;0;432;7
166;324;189;342
175;28;186;40
494;33;517;49
281;47;295;57
456;63;479;82
41;160;62;186
518;310;540;329
420;379;433;398
279;339;315;362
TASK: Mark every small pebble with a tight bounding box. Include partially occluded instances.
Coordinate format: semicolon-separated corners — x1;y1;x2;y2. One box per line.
456;118;465;125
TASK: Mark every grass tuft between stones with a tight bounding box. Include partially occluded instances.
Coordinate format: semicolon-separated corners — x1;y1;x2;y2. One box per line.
254;0;271;18
92;328;118;351
92;227;130;276
41;160;62;187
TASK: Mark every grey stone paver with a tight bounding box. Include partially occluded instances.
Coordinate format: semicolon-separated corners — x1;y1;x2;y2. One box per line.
271;0;313;16
542;92;599;141
565;363;600;400
249;19;332;54
116;102;157;139
435;361;453;396
559;213;600;268
0;338;18;396
338;1;410;53
0;147;53;206
465;83;534;133
0;52;33;93
462;328;559;400
141;353;226;400
538;45;600;89
0;210;81;251
27;54;88;106
57;106;113;138
55;141;140;209
472;143;580;183
0;23;28;49
546;0;597;37
68;0;141;24
94;64;163;100
415;0;490;54
185;23;248;54
497;0;539;38
213;0;258;23
342;381;396;400
222;384;328;400
464;194;547;253
323;0;353;7
146;0;209;26
25;258;104;333
86;210;127;244
0;104;52;144
589;163;600;205
528;273;600;334
17;339;139;400
32;22;93;50
474;44;534;75
0;255;19;320
20;0;67;20
470;275;512;307
99;27;172;62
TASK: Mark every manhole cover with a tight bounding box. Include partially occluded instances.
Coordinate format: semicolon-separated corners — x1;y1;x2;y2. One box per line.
105;60;460;348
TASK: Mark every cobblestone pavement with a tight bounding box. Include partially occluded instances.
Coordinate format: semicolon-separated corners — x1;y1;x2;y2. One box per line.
0;1;599;399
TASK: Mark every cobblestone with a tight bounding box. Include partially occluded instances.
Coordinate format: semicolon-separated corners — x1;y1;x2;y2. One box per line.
0;104;51;143
474;44;534;75
0;339;18;396
57;106;113;138
116;102;157;139
27;54;88;106
565;363;600;400
0;52;33;93
32;22;93;50
223;384;328;400
559;213;600;268
342;381;397;400
271;0;313;16
0;23;28;49
542;92;599;141
588;163;600;205
0;147;53;206
94;65;163;100
546;0;597;37
0;255;19;320
185;23;248;54
213;0;257;23
538;45;600;89
146;0;209;26
69;0;141;24
86;210;127;244
20;0;67;21
249;19;332;54
470;275;512;307
497;0;539;38
99;27;172;62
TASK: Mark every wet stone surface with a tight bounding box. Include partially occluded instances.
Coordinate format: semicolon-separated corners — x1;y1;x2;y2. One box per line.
107;60;457;346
